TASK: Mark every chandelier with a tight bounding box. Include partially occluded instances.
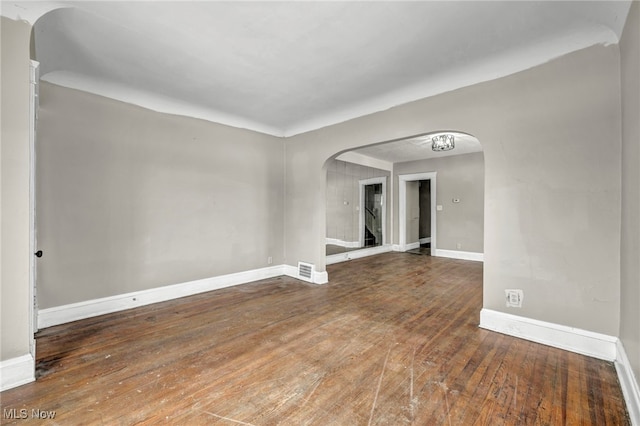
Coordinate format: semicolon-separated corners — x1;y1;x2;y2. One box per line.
431;134;455;152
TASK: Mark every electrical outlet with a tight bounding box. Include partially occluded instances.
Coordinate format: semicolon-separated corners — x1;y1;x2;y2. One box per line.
456;243;462;249
267;256;273;265
505;289;523;308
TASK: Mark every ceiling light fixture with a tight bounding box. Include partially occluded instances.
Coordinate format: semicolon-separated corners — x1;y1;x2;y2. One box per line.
432;134;455;151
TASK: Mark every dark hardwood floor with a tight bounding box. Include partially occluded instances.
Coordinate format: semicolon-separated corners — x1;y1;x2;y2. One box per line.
0;253;630;425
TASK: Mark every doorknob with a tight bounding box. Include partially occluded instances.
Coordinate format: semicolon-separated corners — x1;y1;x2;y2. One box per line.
34;250;43;258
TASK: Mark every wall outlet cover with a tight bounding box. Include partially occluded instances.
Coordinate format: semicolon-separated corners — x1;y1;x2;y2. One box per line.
505;289;524;307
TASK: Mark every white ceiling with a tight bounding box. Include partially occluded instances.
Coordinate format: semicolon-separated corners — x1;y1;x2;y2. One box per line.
351;132;482;164
3;1;631;138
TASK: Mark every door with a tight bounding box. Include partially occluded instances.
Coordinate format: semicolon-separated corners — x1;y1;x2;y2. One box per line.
363;183;383;247
406;181;420;246
418;180;431;245
399;172;436;255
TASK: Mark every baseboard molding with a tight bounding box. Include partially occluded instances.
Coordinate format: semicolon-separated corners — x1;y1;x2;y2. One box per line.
435;249;484;262
39;265;286;329
0;354;35;392
325;238;360;249
479;308;617;361
326;244;393;265
419;237;431;244
404;242;421;251
616;340;640;425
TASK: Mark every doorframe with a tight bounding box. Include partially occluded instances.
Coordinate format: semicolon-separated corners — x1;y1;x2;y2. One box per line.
399;172;436;255
29;60;40;358
358;177;387;248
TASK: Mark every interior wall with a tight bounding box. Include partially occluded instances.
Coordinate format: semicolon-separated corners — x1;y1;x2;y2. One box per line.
0;17;32;361
285;43;622;336
325;159;390;245
395;152;485;253
620;0;640;386
36;83;285;309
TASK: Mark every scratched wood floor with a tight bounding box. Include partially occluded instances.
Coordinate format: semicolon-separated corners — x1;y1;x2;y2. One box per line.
0;253;630;425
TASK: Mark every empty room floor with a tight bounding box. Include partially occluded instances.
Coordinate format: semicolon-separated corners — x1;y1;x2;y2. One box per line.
0;253;629;425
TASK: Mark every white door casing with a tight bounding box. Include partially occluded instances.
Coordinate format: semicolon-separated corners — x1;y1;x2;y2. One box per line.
399;172;436;255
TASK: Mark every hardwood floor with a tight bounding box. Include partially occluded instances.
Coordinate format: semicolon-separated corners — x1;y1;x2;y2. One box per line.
0;253;629;425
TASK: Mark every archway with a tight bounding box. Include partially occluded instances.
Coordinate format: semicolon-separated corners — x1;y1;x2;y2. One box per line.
324;131;484;266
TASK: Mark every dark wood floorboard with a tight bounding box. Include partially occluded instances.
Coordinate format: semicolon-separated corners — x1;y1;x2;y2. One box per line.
0;253;630;425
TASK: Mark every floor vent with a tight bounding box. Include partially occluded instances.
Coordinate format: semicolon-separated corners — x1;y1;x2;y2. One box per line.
297;262;314;282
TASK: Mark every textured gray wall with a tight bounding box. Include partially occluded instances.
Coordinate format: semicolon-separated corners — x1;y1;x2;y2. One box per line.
286;44;622;336
325;159;389;245
620;0;640;390
36;83;285;308
395;153;484;253
0;17;32;361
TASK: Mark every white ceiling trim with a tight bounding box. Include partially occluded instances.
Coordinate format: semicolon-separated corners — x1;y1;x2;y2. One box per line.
41;70;285;136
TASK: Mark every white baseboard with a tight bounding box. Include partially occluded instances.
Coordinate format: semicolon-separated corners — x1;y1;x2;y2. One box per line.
479;308;617;361
404;242;421;251
325;238;360;249
435;249;484;262
419;237;431;244
616;340;640;426
326;244;393;265
39;265;285;329
0;354;35;392
314;270;329;284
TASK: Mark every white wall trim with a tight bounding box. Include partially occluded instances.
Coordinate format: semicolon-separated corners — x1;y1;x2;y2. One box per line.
313;270;329;284
39;265;286;329
616;340;640;426
404;242;421;251
326;244;393;265
479;308;618;361
435;249;484;262
325;238;360;248
0;354;35;392
419;237;431;244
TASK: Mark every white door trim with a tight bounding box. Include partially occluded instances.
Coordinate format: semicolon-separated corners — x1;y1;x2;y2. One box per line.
399;172;436;255
29;60;40;356
358;177;387;247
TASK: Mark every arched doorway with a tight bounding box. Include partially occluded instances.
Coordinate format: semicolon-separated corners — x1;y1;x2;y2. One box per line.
325;131;484;264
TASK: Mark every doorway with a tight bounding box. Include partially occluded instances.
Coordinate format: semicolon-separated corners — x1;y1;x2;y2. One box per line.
363;183;382;247
399;172;436;256
359;177;386;248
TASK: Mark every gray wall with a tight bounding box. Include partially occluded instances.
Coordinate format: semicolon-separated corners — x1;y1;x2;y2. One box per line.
620;0;640;388
285;43;621;336
325;159;390;245
0;17;32;361
395;153;485;253
36;83;285;308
